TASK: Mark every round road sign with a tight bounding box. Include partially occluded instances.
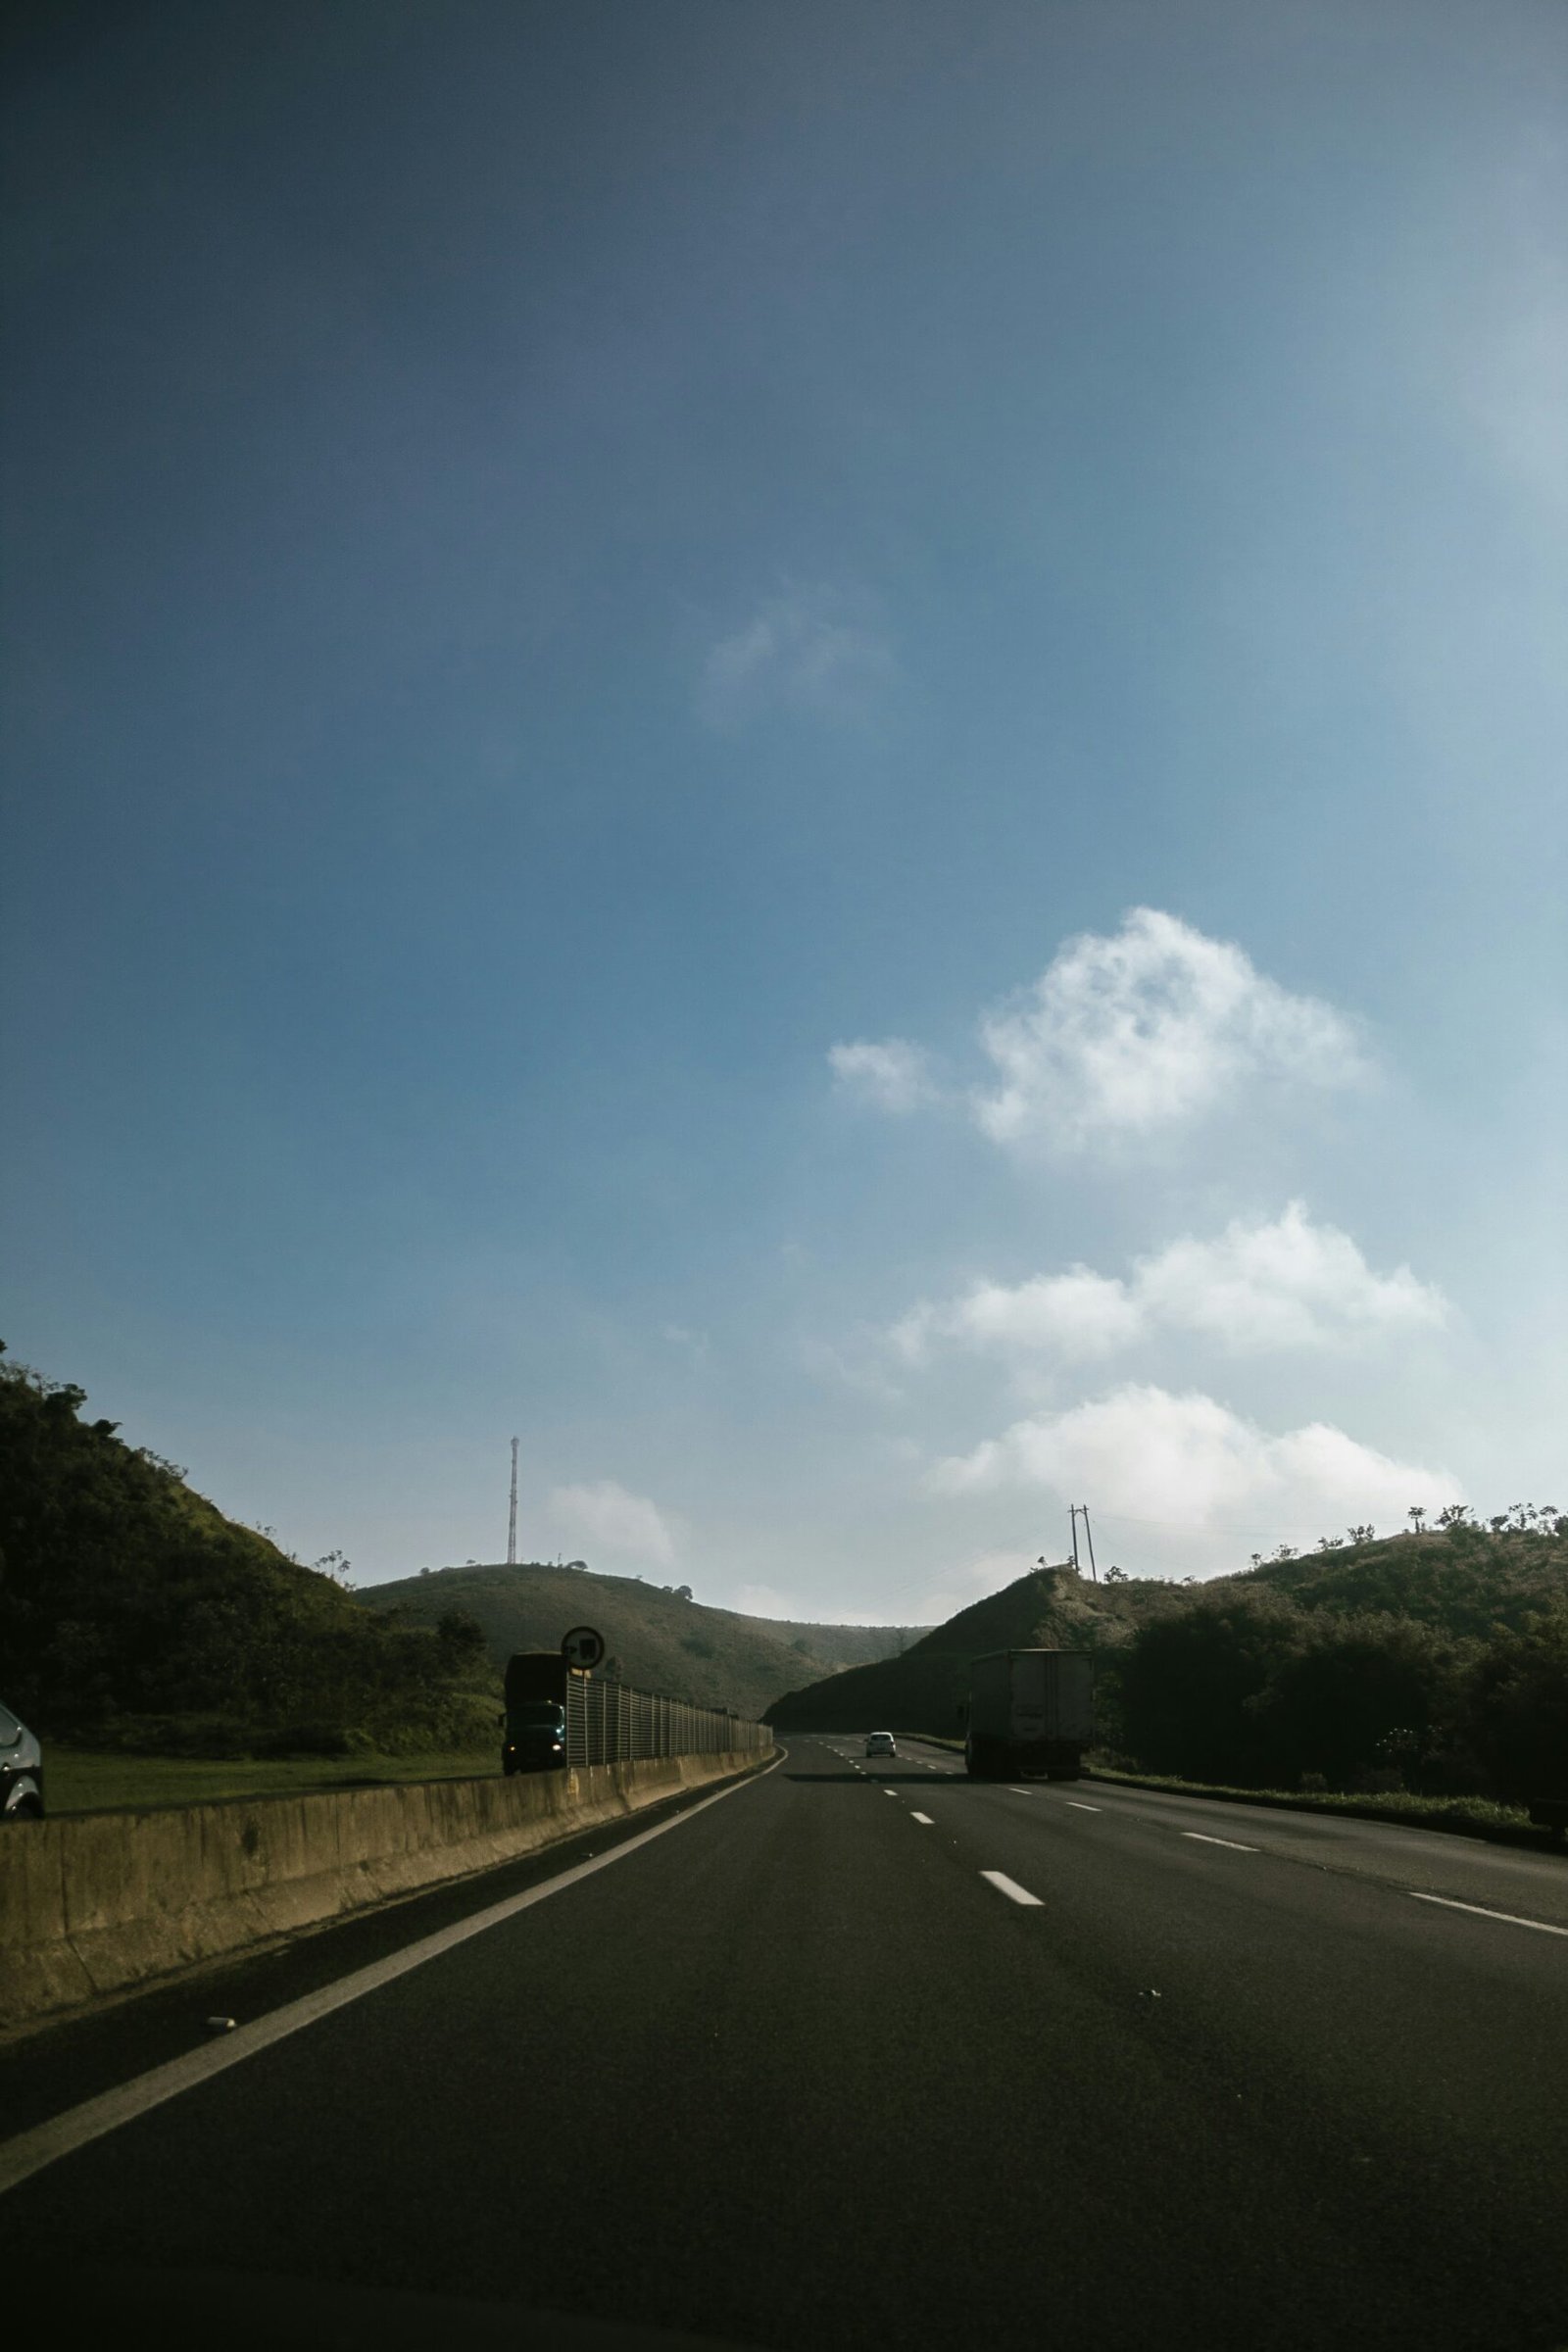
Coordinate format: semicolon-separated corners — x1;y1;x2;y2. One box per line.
561;1624;606;1672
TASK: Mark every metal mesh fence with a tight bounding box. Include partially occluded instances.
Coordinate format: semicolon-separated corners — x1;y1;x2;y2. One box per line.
563;1674;770;1770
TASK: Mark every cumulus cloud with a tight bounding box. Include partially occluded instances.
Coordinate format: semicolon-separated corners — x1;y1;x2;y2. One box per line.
893;1205;1447;1365
1133;1201;1447;1351
927;1383;1462;1541
698;584;894;729
546;1481;677;1566
892;1268;1142;1365
973;908;1367;1150
828;1037;940;1114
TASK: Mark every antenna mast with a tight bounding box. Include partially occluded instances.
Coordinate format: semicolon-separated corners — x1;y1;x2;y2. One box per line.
507;1437;518;1567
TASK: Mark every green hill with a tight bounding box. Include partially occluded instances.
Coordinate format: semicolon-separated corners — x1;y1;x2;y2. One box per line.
0;1348;495;1756
767;1522;1567;1803
1226;1522;1567;1635
766;1560;1170;1733
357;1560;915;1722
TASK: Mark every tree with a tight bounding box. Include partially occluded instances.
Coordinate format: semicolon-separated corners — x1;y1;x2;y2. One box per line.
1407;1505;1427;1536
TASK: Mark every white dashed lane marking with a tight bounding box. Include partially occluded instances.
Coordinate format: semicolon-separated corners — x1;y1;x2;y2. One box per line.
981;1871;1044;1907
1182;1832;1257;1851
1065;1801;1102;1812
1409;1893;1568;1937
910;1812;935;1826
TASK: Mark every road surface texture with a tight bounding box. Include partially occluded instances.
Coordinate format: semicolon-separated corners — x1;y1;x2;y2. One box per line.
3;1738;1565;2349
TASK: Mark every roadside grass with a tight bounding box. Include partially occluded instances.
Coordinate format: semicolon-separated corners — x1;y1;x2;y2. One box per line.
45;1744;498;1814
1083;1764;1544;1844
906;1738;1556;1849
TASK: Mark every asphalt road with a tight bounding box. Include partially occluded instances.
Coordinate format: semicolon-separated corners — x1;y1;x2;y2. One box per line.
3;1739;1566;2350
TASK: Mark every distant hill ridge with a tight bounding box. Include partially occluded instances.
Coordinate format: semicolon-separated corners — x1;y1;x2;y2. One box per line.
765;1559;1162;1732
357;1560;916;1721
766;1525;1568;1740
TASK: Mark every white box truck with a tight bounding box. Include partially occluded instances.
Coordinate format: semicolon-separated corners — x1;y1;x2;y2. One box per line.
963;1649;1094;1781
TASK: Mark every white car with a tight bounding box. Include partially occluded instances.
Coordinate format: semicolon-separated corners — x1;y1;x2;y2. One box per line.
864;1731;898;1758
0;1700;44;1819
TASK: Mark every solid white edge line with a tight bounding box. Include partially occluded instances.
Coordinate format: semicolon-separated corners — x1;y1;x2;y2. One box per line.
980;1870;1043;1907
1408;1892;1568;1937
1182;1831;1257;1851
910;1812;934;1825
0;1747;786;2200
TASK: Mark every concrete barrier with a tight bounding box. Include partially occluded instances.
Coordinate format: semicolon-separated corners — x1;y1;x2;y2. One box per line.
0;1748;770;2034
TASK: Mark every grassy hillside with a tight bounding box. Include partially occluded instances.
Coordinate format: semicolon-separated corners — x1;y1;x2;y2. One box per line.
1228;1521;1567;1634
0;1348;496;1757
769;1522;1567;1804
358;1560;915;1722
766;1561;1166;1732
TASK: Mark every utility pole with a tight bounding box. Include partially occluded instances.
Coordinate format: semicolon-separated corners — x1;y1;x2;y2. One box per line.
1068;1504;1100;1583
507;1437;518;1567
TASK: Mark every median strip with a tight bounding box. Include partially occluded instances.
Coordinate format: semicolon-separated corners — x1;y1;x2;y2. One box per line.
980;1871;1043;1907
1408;1893;1568;1937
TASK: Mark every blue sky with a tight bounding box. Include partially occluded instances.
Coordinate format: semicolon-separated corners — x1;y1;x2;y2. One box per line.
5;0;1564;1624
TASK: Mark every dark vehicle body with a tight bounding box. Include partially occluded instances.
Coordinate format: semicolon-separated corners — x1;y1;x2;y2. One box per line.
502;1651;574;1774
0;1700;44;1818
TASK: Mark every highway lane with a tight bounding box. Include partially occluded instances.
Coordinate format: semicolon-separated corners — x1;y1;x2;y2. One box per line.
3;1738;1566;2349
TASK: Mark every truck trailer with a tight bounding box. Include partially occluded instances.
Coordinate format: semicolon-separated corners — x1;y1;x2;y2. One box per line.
963;1648;1094;1781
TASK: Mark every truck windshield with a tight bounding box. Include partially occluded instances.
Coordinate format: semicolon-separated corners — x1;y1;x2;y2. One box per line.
510;1703;565;1727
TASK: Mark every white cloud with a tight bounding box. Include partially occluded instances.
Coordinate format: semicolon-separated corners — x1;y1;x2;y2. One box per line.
892;1268;1141;1365
973;909;1368;1151
545;1481;677;1566
895;1204;1448;1366
1133;1201;1448;1351
927;1384;1462;1547
698;584;894;729
828;1037;940;1114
